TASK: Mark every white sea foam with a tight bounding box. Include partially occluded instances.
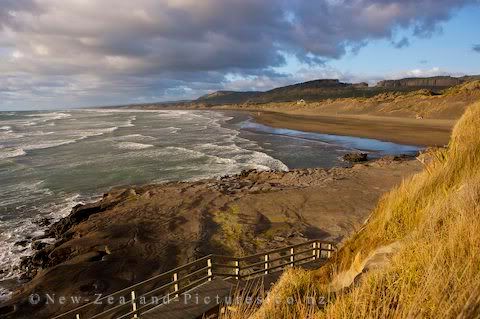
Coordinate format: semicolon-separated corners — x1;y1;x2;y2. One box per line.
195;142;245;155
241;151;289;171
0;147;27;159
0;193;81;283
0;126;11;131
116;142;154;150
166;126;180;134
0;181;53;208
23;139;78;151
117;134;156;141
163;146;208;159
0;124;121;160
24;130;55;136
78;127;119;139
26;112;72;122
0;129;24;141
21;112;72;127
136;146;236;167
85;108;167;114
122;115;136;127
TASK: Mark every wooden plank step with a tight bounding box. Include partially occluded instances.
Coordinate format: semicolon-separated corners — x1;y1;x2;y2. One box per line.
141;279;235;319
141;259;327;319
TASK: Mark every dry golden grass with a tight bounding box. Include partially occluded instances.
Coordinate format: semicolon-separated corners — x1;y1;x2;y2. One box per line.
221;270;323;319
229;101;480;318
444;80;480;95
230;81;480;120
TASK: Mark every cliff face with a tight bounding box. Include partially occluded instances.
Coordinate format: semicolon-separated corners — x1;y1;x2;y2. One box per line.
191;76;480;106
376;76;476;88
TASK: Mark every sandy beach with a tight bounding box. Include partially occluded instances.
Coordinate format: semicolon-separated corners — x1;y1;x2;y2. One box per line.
251;111;455;146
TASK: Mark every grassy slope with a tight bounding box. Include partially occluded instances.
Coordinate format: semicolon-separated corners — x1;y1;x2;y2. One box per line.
227;100;480;318
225;81;480;120
198;77;480;106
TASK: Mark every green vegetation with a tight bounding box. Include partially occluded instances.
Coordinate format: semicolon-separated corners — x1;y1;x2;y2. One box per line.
211;205;252;255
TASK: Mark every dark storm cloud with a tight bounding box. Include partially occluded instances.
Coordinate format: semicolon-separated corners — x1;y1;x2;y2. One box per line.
0;0;477;109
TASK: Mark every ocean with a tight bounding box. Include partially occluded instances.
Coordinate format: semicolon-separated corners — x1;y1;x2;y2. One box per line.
0;109;421;298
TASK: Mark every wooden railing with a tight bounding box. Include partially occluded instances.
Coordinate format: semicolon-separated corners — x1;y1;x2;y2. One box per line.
51;239;335;319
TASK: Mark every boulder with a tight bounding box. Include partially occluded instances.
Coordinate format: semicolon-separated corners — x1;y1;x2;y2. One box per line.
31;241;48;250
46;194;123;239
343;153;368;163
34;217;52;227
14;240;29;247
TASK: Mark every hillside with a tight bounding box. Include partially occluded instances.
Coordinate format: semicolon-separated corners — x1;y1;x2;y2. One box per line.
224;101;480;318
197;90;260;104
239;80;480;121
376;75;480;89
196;79;386;105
195;76;479;105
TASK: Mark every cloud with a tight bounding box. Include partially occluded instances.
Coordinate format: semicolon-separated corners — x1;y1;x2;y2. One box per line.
0;0;477;109
392;37;411;49
473;44;480;53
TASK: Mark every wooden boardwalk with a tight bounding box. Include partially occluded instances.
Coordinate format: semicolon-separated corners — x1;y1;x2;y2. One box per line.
142;260;325;319
51;239;336;319
141;279;235;319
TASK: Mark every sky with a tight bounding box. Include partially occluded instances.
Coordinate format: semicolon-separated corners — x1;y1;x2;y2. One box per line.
0;0;479;110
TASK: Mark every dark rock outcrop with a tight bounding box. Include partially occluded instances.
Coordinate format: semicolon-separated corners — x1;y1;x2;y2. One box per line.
33;217;52;227
45;191;129;239
343;153;368;163
31;241;48;251
376;76;464;89
13;240;29;248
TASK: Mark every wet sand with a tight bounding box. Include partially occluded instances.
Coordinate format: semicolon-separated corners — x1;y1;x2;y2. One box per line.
251;111;455;146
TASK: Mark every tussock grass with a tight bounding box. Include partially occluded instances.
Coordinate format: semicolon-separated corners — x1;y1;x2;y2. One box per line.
231;101;480;318
221;269;323;319
444;80;480;95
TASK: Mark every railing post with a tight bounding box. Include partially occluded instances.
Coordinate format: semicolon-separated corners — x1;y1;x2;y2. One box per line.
290;247;295;267
312;242;317;260
75;314;80;319
327;244;332;258
316;242;321;259
234;259;240;280
131;290;138;318
207;258;213;281
173;272;179;297
264;254;269;275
